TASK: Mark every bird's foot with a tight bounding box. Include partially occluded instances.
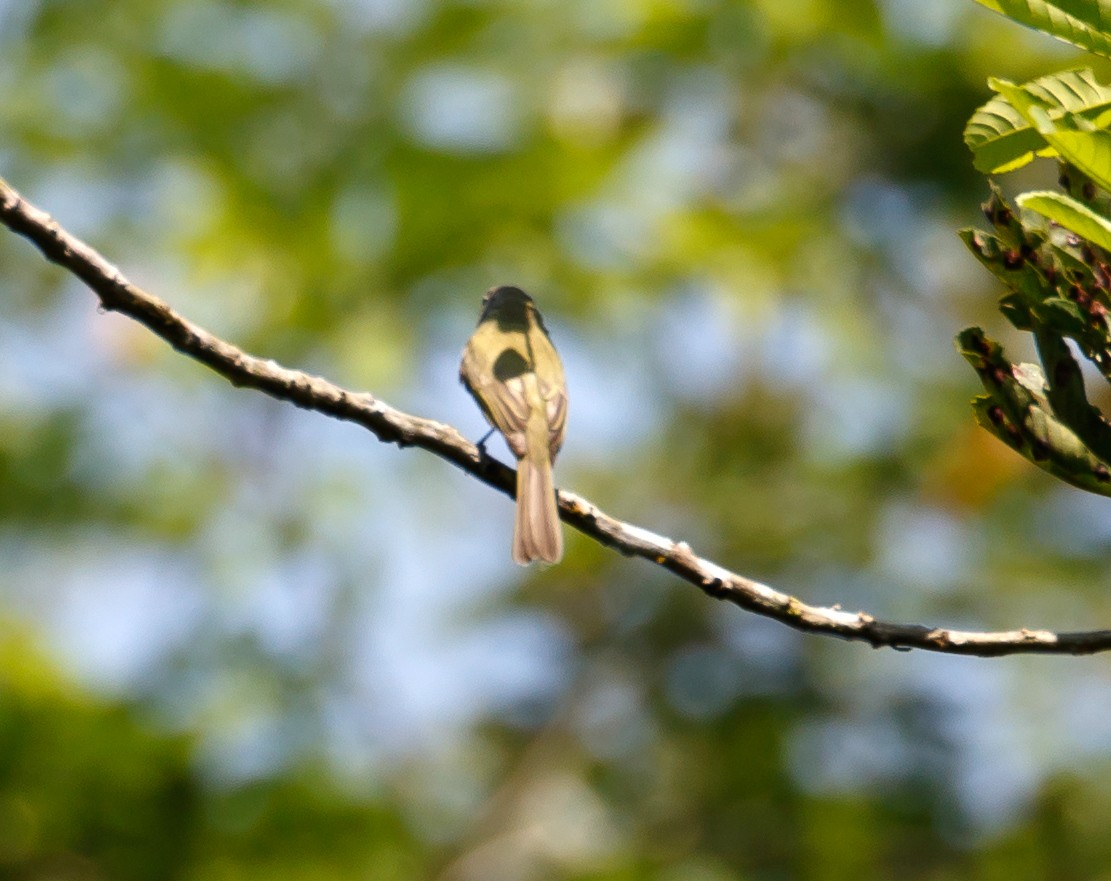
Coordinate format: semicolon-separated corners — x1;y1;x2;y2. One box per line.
475;428;495;459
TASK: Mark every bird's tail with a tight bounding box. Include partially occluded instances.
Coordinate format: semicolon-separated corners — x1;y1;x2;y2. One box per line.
513;437;562;565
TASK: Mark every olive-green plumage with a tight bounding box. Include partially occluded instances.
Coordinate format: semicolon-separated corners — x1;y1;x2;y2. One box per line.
460;286;567;564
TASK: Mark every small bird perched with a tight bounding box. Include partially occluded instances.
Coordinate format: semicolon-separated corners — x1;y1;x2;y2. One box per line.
460;286;567;564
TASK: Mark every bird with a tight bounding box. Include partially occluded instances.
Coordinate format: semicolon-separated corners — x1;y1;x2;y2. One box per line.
460;285;567;564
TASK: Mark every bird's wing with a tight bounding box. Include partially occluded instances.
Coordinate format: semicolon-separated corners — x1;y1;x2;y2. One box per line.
542;379;568;460
460;341;531;458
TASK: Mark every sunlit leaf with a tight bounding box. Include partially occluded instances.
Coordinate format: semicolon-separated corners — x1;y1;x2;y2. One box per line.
964;69;1111;173
1017;190;1111;251
989;78;1111;190
971;0;1111;57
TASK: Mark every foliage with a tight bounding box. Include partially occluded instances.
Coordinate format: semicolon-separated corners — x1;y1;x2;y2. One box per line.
964;69;1111;174
960;5;1111;493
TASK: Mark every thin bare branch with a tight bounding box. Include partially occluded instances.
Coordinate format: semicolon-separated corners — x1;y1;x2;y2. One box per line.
2;176;1109;656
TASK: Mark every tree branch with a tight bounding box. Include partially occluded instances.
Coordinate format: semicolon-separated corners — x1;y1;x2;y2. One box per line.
3;175;1109;657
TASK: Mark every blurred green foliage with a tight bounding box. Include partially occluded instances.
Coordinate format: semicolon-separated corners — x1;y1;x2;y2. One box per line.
5;0;1111;878
0;623;426;879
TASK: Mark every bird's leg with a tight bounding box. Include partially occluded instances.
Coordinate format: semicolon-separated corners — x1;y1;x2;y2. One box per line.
475;427;495;457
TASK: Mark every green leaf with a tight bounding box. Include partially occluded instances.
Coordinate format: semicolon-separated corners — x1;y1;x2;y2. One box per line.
1017;190;1111;250
957;327;1111;495
970;0;1111;58
958;227;1054;317
1033;327;1111;463
1040;296;1089;335
965;69;1111;173
990;79;1111;190
999;292;1036;330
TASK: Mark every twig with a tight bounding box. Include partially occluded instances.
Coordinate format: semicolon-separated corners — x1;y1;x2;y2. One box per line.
3;175;1110;656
